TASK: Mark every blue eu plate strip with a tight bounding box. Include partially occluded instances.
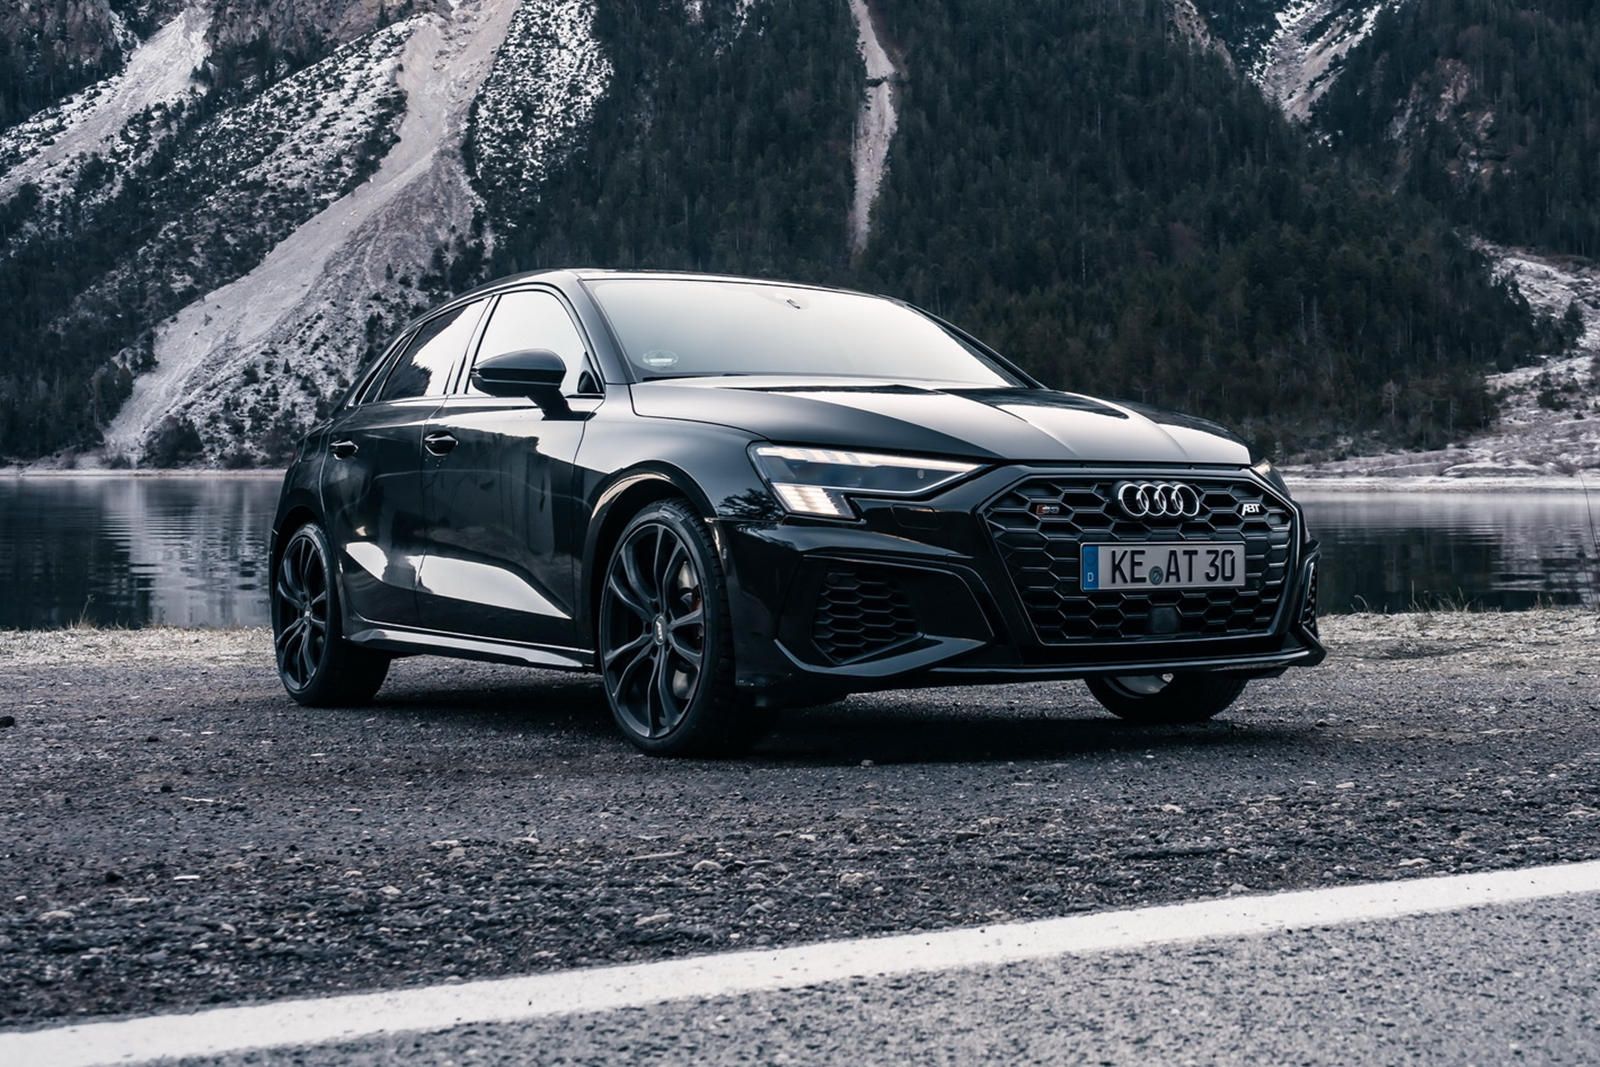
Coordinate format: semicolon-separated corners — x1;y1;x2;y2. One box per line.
1080;545;1099;591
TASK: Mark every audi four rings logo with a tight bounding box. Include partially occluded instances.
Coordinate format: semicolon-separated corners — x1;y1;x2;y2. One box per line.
1115;481;1202;519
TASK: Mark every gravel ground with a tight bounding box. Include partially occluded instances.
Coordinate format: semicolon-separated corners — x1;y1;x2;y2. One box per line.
2;611;1597;1030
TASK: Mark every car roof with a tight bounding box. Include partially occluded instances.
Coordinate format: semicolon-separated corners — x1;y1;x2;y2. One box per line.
380;268;1040;392
449;267;888;304
380;270;903;378
573;268;876;294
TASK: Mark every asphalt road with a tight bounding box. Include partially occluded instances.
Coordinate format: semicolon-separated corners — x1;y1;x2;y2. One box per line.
2;610;1598;1059
190;894;1600;1066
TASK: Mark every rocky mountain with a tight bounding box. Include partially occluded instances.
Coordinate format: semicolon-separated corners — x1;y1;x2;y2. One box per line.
1315;0;1600;259
1310;0;1600;476
1190;0;1600;476
0;0;1590;468
1297;243;1600;478
0;1;182;130
1196;0;1395;120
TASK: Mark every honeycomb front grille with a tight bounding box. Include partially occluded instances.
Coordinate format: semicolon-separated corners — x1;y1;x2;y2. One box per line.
983;475;1295;645
812;565;919;663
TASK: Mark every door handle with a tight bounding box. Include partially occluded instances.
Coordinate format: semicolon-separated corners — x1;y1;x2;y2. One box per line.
330;439;359;459
424;431;458;456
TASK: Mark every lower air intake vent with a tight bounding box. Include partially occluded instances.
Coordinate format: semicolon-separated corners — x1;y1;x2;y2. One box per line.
1301;562;1319;637
812;565;919;663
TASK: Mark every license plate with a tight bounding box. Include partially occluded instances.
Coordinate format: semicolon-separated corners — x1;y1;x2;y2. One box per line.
1081;542;1245;591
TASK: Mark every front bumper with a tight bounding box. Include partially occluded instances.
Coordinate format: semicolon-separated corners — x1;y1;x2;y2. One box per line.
716;464;1326;707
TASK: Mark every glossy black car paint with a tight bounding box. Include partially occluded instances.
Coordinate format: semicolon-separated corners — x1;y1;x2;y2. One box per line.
272;270;1325;712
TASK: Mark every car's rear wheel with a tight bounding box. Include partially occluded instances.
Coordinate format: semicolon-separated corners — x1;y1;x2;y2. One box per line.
1086;672;1246;724
598;499;755;756
272;522;389;706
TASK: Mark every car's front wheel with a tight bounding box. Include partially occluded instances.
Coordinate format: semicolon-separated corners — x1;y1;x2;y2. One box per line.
1086;672;1246;724
272;522;390;706
598;499;756;756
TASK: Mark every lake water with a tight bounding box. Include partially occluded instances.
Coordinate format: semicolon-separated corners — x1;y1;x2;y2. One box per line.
0;476;1596;629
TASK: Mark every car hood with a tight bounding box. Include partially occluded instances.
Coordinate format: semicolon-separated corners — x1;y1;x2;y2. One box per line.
629;378;1253;466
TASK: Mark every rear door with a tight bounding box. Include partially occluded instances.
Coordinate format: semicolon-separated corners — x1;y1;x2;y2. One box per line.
321;299;488;629
415;287;602;647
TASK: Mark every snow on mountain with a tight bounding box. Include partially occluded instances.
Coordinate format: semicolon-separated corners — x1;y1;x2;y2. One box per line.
0;4;211;201
100;7;480;464
846;0;898;257
1205;0;1597;475
1250;0;1395;121
53;0;633;465
1478;248;1600;468
7;0;1587;472
1294;246;1600;479
0;0;168;132
682;0;757;34
0;0;628;465
469;0;611;215
204;0;398;58
1167;0;1235;72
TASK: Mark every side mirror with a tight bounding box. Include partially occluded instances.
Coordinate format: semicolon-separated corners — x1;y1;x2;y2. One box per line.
470;349;569;414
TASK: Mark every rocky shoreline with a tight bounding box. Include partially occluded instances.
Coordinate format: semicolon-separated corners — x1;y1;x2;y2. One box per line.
1287;474;1598;492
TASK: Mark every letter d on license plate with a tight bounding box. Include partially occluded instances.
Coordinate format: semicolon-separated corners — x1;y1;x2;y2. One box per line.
1081;542;1246;591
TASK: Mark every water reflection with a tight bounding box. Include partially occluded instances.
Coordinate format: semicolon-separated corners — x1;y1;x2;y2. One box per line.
1;475;278;629
1299;491;1600;614
0;478;1595;629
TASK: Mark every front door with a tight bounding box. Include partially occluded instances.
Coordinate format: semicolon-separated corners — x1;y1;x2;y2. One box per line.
416;288;601;648
321;299;488;629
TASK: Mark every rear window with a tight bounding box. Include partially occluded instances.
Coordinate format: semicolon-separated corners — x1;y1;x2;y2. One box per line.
374;302;484;402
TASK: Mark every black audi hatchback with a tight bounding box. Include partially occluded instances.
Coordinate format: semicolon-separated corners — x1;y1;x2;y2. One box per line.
271;270;1324;754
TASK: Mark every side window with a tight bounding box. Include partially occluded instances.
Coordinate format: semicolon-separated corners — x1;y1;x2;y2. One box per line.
468;290;594;396
375;301;485;402
348;330;413;408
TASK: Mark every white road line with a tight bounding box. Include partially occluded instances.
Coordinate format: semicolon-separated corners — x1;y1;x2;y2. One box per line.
8;860;1600;1066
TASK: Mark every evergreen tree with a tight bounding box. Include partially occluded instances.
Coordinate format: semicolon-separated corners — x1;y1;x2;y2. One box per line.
1317;0;1600;257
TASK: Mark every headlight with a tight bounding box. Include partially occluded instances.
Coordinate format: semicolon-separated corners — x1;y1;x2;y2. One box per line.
750;445;980;518
1252;458;1289;492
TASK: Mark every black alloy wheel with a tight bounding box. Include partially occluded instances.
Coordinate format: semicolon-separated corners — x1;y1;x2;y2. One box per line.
598;500;752;755
602;519;706;736
1085;672;1248;724
275;529;330;690
271;523;389;706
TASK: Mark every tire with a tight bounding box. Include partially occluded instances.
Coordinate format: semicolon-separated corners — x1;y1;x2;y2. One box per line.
597;498;759;756
271;522;390;707
1085;672;1247;724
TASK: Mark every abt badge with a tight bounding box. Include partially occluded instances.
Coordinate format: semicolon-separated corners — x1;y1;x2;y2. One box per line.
1240;502;1264;517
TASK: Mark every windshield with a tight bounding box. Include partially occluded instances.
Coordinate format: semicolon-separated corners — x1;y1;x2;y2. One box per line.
586;278;1020;386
